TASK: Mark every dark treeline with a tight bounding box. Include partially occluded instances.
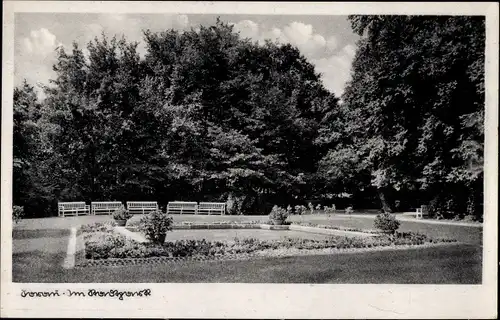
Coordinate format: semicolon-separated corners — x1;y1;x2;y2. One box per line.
13;16;484;219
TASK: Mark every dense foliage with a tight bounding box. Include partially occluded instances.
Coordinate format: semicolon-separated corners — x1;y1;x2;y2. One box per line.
13;16;484;220
374;213;401;234
316;15;484;219
12;206;25;224
112;208;132;221
138;210;173;244
268;205;289;225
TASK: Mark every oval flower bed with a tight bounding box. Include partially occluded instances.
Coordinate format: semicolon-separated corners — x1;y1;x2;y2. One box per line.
76;222;457;267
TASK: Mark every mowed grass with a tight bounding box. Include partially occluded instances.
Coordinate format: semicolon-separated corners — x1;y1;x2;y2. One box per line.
13;243;481;283
12;214;483;283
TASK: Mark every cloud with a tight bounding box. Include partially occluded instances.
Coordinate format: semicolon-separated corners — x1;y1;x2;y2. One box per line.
282;21;327;57
229;19;357;96
16;28;62;99
15;16;357;100
231;20;259;40
312;44;357;96
21;28;58;56
326;36;339;52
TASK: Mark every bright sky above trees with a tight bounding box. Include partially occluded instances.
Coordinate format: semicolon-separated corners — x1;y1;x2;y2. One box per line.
14;13;359;99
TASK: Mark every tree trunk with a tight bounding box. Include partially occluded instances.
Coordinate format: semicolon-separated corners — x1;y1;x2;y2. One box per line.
378;188;392;213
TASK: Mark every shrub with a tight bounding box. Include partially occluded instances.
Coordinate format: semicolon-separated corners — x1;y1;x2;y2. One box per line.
13;206;25;224
138;210;173;244
268;205;288;225
112;207;132;221
324;205;336;215
80;222;115;233
345;206;353;215
84;232;128;259
463;215;477;222
294;205;307;215
226;194;239;215
374;213;400;234
308;202;314;214
315;204;322;211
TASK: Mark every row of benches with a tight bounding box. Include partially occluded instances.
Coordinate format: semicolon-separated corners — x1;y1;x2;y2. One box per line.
58;201;158;217
58;201;226;217
166;202;225;215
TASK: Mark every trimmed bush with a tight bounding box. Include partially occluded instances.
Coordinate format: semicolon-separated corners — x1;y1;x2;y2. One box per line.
294;205;307;215
112;207;132;221
324;205;336;215
84;232;128;259
13;206;25;224
138;210;173;244
80;222;116;234
374;213;400;234
268;205;289;225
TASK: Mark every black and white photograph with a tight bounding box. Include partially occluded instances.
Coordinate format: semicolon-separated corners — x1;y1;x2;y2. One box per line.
1;1;498;318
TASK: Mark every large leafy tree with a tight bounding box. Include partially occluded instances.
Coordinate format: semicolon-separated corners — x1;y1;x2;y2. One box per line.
140;19;335;213
318;15;484;216
13;81;46;216
18;19;335;216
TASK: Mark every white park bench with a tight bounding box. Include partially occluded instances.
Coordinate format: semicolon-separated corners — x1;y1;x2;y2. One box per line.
167;201;198;214
91;201;124;215
197;202;226;215
126;201;158;214
416;205;430;219
58;202;90;217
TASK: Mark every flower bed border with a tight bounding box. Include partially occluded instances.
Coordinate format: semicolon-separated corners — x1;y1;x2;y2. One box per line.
74;222;458;268
74;240;461;268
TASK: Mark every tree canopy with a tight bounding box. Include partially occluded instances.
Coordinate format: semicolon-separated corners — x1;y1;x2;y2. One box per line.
13;16;484;219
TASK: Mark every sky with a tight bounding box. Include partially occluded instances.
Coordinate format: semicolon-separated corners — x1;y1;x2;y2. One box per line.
14;13;360;99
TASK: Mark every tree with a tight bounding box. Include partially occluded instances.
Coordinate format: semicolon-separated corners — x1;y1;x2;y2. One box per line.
318;15;485;216
13;81;44;216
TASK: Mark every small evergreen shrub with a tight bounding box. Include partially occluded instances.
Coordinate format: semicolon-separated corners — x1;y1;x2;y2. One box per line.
345;206;353;215
308;202;314;214
463;215;477;222
268;205;288;225
13;206;25;224
138;210;173;244
324;205;336;215
112;207;132;221
80;222;115;233
374;213;400;234
294;205;307;215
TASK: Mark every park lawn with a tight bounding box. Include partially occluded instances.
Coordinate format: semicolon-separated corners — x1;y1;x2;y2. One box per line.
12;214;483;283
12;228;71;283
13;242;481;283
289;215;483;245
14;214;484;245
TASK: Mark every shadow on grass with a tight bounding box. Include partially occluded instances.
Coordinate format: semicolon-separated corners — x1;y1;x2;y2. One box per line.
12;229;70;240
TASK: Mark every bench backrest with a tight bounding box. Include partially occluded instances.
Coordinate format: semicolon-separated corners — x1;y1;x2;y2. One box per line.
59;202;87;209
168;201;197;208
127;201;158;208
198;202;225;209
92;202;123;208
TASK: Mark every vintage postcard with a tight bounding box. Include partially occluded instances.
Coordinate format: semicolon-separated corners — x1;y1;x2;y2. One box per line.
1;1;498;318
